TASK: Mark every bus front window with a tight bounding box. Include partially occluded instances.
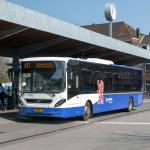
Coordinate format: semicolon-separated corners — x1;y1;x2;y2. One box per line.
21;61;66;93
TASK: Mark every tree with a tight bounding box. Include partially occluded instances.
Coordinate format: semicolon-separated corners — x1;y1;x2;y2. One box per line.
0;56;12;83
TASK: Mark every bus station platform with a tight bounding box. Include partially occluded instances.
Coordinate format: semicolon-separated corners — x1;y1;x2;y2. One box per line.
0;109;18;114
0;108;18;123
0;109;18;126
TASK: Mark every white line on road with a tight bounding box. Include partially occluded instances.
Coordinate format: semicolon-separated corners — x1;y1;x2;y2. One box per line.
144;101;150;103
100;122;150;125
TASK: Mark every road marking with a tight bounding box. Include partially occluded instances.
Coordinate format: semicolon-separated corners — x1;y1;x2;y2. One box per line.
144;101;150;103
100;122;150;125
76;121;89;124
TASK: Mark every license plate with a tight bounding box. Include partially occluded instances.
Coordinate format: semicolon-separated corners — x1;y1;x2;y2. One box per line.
33;108;43;112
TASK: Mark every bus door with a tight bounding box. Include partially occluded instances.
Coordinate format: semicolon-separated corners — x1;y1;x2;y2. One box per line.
67;69;81;106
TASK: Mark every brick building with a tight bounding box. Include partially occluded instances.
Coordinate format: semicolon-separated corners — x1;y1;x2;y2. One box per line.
140;35;150;95
83;21;150;95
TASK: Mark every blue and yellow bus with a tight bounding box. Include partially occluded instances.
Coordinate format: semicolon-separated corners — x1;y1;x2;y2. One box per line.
18;57;143;120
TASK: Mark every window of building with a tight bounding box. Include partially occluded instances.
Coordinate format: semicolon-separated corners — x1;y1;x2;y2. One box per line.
145;64;150;72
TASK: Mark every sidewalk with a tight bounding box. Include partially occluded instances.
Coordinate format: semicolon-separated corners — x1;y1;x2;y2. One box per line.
0;109;18;114
0;109;19;125
144;95;150;99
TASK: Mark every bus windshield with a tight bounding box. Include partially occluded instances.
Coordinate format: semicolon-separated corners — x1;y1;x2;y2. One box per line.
21;61;66;93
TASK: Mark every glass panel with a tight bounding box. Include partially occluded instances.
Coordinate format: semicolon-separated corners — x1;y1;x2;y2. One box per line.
146;64;150;71
21;61;66;93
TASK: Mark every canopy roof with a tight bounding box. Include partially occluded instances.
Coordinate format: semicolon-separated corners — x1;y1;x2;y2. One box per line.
0;0;149;65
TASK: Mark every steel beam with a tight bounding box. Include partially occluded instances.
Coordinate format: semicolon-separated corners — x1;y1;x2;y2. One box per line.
115;55;133;62
65;45;97;57
0;26;28;40
18;37;68;57
97;51;117;58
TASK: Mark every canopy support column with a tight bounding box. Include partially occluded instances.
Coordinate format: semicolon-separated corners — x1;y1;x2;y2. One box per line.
12;56;20;108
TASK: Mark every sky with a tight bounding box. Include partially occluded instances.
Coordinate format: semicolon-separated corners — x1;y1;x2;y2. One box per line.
8;0;150;35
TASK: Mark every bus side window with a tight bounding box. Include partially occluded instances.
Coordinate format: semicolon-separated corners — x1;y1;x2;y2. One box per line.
103;72;112;92
68;72;72;88
93;70;102;92
68;70;80;99
68;71;79;89
79;70;95;93
76;75;79;88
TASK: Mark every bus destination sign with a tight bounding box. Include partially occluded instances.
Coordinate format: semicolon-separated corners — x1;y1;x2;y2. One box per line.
23;62;55;69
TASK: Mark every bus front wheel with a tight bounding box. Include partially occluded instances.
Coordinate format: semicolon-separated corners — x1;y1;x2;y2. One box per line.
127;99;133;112
82;101;92;121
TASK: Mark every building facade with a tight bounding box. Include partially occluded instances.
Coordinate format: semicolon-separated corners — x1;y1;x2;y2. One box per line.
83;22;150;95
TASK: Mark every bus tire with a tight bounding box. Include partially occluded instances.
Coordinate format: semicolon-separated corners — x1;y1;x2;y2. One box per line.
82;101;92;121
127;99;133;112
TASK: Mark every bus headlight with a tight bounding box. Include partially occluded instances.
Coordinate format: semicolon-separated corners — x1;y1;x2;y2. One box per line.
54;99;66;107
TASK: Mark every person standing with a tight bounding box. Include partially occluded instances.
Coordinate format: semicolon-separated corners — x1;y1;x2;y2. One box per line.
0;83;6;111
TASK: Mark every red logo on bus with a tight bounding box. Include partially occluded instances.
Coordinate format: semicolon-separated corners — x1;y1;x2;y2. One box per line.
97;80;104;104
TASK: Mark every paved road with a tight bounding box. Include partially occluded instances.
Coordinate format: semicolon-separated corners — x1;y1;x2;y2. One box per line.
0;99;150;150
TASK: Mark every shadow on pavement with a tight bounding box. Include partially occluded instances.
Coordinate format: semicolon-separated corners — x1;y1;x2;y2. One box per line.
0;109;78;125
0;108;132;126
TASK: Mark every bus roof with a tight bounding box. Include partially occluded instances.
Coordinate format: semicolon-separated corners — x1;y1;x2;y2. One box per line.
21;57;114;65
21;57;142;70
22;57;72;62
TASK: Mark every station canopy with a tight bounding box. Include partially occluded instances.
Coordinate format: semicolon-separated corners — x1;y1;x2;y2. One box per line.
0;0;150;65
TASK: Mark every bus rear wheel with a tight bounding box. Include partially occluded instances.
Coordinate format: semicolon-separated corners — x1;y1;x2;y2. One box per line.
82;101;92;121
127;99;133;112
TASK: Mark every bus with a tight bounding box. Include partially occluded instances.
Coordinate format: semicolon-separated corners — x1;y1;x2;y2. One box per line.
18;57;143;120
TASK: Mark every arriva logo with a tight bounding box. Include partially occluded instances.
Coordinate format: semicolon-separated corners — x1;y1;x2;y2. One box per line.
106;97;113;104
